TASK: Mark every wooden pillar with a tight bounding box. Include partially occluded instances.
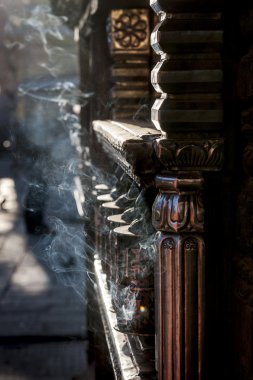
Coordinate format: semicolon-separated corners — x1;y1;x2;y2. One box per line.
153;173;205;379
150;1;224;379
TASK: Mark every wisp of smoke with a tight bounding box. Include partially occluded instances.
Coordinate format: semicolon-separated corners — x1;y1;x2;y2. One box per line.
8;2;96;302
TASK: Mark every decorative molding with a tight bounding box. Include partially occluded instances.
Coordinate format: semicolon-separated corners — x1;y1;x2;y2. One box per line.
153;174;204;230
184;237;198;252
154;138;224;170
161;237;174;250
150;10;223;137
152;57;223;94
153;191;204;233
151;13;223;56
151;94;223;133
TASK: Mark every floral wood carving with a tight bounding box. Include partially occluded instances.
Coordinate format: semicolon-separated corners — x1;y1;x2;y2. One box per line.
184;238;198;253
155;138;224;170
110;9;150;53
153;191;204;233
162;238;175;250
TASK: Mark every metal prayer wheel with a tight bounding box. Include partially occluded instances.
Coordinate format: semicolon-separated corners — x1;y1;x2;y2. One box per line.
112;225;155;335
100;182;140;276
107;213;127;286
100;201;123;274
94;184;110;194
94;192;113;256
93;171;130;255
115;283;154;335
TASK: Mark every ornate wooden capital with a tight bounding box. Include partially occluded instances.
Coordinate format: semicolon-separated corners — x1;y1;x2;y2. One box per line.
152;173;204;233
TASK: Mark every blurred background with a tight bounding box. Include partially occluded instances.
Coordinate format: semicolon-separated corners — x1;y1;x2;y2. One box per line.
0;0;93;379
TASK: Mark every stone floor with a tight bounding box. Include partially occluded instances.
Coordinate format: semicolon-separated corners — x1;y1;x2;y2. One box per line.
0;151;94;380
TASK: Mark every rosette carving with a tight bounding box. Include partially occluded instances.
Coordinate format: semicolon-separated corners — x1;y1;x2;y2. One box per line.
113;12;147;49
111;9;149;52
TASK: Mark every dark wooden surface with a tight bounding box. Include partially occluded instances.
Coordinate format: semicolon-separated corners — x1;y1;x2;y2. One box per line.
93;120;161;185
82;1;253;379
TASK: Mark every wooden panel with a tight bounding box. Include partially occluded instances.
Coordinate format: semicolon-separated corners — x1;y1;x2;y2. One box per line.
108;9;151;120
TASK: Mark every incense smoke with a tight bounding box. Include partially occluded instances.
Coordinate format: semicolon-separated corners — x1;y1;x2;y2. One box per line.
2;1;95;302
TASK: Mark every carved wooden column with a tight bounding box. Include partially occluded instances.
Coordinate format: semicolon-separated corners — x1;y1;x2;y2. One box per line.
150;1;224;379
153;173;205;380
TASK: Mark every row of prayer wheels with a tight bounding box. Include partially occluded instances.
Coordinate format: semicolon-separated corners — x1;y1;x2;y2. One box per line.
93;173;155;335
